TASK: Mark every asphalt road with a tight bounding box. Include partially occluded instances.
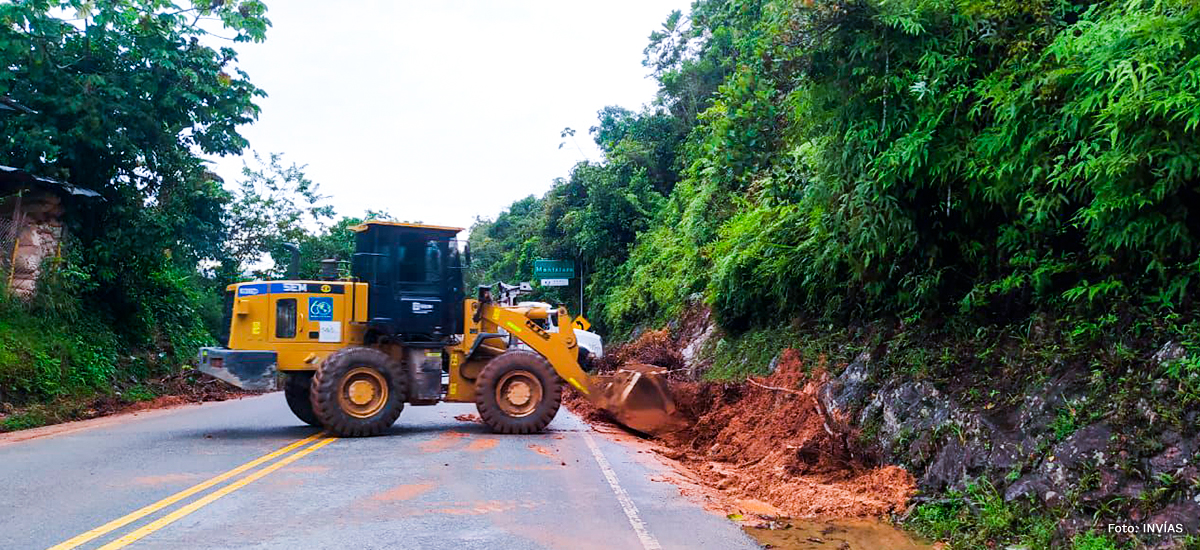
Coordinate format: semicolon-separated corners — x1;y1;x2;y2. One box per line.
0;394;758;550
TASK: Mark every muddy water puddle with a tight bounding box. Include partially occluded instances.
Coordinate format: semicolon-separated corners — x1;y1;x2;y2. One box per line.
744;517;933;550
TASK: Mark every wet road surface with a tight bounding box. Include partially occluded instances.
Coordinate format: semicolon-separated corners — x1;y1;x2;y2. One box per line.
0;394;758;549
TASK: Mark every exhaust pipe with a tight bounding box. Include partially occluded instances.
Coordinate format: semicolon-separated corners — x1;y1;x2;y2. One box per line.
281;243;300;279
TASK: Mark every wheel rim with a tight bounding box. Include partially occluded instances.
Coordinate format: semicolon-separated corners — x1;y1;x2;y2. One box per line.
495;370;543;418
338;366;388;418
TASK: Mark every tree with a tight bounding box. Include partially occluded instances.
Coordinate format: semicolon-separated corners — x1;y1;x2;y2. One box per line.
0;0;270;369
0;1;269;265
467;195;544;291
590;105;682;194
291;211;392;280
642;3;747;129
222;152;334;278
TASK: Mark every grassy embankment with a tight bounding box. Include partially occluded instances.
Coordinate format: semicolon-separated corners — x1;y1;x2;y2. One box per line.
0;262;222;431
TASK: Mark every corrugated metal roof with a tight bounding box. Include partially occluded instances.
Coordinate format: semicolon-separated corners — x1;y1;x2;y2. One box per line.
0;165;102;198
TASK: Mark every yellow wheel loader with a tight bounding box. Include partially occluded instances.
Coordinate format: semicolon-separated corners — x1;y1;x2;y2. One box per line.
198;221;675;437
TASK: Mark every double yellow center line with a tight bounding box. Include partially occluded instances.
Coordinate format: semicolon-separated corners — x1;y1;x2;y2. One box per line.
49;432;337;550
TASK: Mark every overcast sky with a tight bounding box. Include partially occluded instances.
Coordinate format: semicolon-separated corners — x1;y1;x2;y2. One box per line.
208;1;689;234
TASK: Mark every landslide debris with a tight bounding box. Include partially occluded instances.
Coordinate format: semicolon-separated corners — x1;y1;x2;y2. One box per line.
85;370;256;416
661;349;914;517
572;329;916;519
592;328;683;373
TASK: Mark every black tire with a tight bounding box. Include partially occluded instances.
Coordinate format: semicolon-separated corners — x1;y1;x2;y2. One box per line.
283;371;320;426
311;347;406;437
475;350;562;434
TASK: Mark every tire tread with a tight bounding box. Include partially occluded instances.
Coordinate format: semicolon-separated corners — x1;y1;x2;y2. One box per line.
310;347;406;437
475;350;562;434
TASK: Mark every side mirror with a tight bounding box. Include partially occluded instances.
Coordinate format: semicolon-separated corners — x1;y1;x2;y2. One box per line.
463;242;472;267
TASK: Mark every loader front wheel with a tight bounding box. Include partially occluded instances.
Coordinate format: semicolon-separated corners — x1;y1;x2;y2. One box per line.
311;347;406;437
283;371;320;426
475;350;562;434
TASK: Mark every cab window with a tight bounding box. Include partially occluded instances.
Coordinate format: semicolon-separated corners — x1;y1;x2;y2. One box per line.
393;239;442;283
276;298;297;338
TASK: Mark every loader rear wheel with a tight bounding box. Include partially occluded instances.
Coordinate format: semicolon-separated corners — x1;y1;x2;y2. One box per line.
475;350;562;434
284;371;320;426
311;347;406;437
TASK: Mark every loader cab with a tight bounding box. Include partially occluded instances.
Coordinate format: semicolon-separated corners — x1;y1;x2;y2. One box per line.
350;221;466;343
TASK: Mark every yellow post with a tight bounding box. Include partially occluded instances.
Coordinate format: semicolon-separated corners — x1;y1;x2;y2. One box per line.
6;189;22;292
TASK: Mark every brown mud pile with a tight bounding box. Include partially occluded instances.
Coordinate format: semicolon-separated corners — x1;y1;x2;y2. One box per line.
0;370;257;432
592;328;683;374
661;349;914;517
562;386;612;423
572;330;915;519
87;370;256;416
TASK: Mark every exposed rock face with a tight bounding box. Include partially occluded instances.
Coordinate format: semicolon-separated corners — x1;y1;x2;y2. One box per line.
677;299;717;378
805;338;1198;546
820;351;877;421
1;189;65;299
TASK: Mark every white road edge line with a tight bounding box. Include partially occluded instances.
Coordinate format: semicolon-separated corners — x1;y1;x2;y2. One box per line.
583;431;664;550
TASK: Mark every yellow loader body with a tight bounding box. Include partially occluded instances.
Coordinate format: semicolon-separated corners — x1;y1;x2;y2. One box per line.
198;221;674;436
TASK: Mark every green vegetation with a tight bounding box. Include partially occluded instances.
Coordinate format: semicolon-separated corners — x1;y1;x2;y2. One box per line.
701;325;796;380
467;106;682;314
0;298;118;401
0;1;303;419
0;410;47;431
908;481;1061;549
0;1;409;421
472;0;1200;342
0;0;1196;544
465;0;1200;545
903;478;1156;549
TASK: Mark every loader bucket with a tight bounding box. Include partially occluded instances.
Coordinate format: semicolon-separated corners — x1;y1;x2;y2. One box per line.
591;363;681;435
197;347;278;391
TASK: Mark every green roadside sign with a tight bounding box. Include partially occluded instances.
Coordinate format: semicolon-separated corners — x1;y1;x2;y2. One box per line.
533;259;574;278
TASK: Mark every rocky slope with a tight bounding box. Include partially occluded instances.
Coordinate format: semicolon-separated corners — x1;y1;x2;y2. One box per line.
586;306;1200;548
